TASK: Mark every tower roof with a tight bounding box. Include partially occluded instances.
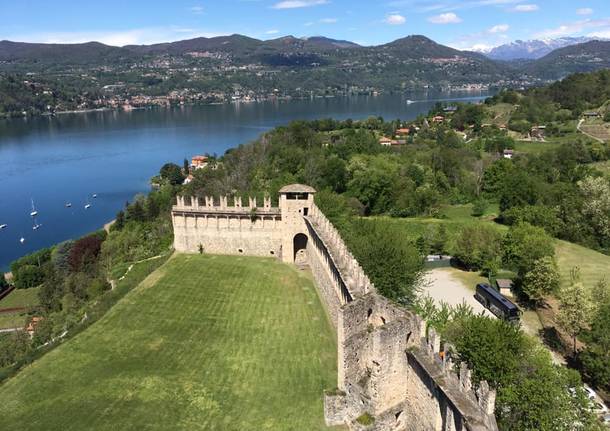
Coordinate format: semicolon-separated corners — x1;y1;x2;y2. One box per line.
279;184;316;194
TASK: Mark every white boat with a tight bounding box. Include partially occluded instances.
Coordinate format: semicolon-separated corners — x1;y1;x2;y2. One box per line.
85;203;92;209
406;99;416;105
30;199;38;217
33;224;42;230
92;194;97;198
0;224;7;229
65;202;72;208
20;237;25;244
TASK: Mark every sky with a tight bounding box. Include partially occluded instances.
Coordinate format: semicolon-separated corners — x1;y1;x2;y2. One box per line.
0;0;609;51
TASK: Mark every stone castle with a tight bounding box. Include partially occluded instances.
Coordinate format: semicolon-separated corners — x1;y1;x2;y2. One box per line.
172;184;498;431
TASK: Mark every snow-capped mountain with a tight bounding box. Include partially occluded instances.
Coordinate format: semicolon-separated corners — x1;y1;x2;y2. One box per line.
479;37;603;61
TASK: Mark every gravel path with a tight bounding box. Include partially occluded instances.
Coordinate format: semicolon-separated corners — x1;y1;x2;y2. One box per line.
423;268;495;318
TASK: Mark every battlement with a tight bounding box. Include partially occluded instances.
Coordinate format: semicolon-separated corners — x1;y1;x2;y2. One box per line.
306;203;374;299
173;195;277;215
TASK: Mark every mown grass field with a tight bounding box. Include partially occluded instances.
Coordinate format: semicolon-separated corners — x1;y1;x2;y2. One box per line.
0;287;40;309
0;287;41;329
555;240;610;293
0;254;337;431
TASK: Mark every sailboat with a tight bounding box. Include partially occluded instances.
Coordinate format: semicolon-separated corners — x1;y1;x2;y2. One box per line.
30;199;38;217
32;217;42;230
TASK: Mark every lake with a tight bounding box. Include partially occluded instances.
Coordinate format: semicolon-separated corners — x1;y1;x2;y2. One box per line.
0;91;489;270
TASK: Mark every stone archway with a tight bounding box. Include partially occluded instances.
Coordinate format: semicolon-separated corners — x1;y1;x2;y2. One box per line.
293;233;308;265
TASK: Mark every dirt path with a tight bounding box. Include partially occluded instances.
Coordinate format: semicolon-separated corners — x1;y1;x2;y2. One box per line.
577;118;606;143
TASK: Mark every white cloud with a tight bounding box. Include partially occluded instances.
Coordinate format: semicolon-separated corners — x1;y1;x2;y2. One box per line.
428;12;462;24
384;14;407;25
319;18;338;24
272;0;328;9
488;24;509;33
512;4;539;12
534;18;610;39
389;0;524;12
577;8;593;16
189;6;204;15
265;29;280;34
3;27;230;47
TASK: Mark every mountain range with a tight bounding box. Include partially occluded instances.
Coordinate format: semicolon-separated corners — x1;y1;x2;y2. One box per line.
479;37;605;61
1;34;609;89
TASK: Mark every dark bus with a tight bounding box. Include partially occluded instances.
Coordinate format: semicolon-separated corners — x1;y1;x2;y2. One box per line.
475;283;521;322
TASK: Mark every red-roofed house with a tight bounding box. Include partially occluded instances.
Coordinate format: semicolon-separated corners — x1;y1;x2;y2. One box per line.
191;155;209;170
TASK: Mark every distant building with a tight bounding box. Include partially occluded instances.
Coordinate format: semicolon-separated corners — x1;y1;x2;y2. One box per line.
432;115;445;123
443;106;458;113
379;137;392;146
395;128;411;136
583;111;599;118
503;149;514;159
191;155;209;170
495;279;513;297
530;126;546;141
183;174;194;185
25;317;44;337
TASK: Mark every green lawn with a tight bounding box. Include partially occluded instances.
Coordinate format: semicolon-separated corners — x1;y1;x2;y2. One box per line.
0;287;40;309
0;287;41;329
555;240;610;292
0;254;337;431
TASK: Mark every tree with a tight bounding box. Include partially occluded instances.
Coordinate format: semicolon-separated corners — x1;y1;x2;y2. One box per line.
579;301;610;391
345;220;424;305
578;176;610;243
114;210;125;230
522;256;560;305
444;314;599;430
68;234;104;273
159;163;184;186
502;223;555;277
471;198;488;217
430;224;448;255
183;158;190;174
557;268;594;355
0;273;8;291
13;264;45;289
453;225;502;271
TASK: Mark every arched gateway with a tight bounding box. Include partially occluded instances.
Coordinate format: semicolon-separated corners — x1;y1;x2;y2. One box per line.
171;184;316;265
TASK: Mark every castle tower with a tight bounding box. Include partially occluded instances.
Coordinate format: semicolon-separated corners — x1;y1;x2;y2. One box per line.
278;184;316;264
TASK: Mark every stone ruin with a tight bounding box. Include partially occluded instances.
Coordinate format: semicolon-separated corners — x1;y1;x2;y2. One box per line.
172;184;498;431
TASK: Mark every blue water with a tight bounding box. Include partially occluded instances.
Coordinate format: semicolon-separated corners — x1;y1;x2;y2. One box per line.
0;92;489;270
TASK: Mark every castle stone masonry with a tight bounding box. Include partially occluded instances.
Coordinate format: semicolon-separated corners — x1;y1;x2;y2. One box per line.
172;184;498;431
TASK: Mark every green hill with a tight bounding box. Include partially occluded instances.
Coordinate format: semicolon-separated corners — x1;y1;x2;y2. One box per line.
0;254;337;431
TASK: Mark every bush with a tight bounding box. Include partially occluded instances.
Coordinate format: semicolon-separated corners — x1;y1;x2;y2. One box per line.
453;225;503;271
68;234;105;273
343;220;424;305
13;264;45;289
356;413;375;426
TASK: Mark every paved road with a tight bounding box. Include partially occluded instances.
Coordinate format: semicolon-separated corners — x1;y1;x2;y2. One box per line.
422;268;495;318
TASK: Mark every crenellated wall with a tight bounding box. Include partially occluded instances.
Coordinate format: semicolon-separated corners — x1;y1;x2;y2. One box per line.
304;202;498;431
172;195;284;258
171;186;499;431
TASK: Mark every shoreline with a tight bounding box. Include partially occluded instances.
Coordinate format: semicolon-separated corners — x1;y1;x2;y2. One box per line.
1;89;493;121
